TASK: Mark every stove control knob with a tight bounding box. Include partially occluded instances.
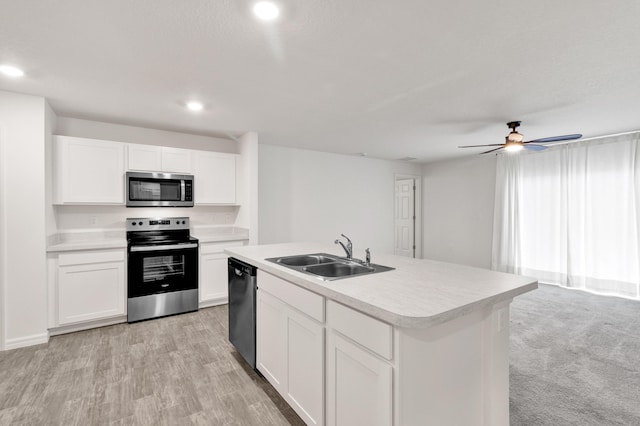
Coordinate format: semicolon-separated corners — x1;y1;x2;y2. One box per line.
182;220;186;224
138;221;143;226
131;221;136;226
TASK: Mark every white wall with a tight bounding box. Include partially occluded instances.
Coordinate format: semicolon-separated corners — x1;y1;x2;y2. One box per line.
0;91;48;349
259;145;422;256
236;132;259;244
51;117;243;233
422;155;497;268
45;105;58;236
56;117;237;153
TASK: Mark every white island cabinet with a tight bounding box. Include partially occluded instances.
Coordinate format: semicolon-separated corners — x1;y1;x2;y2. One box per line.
226;242;538;426
257;271;324;426
326;300;393;426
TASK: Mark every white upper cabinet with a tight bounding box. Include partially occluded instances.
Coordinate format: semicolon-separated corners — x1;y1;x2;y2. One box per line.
127;144;162;171
193;151;237;204
160;147;192;173
52;137;236;205
53;136;125;204
127;144;192;173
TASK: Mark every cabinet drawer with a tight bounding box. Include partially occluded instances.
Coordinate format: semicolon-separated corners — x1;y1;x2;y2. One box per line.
257;271;324;322
200;240;245;254
59;249;125;266
327;300;393;360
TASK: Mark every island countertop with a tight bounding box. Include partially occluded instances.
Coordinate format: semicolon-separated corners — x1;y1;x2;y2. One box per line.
226;242;537;328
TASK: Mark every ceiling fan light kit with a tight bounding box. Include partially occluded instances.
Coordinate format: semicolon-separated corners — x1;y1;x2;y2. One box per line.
504;141;524;152
458;121;582;155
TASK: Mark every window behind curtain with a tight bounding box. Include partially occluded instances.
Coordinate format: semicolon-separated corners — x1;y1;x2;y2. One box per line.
492;133;640;299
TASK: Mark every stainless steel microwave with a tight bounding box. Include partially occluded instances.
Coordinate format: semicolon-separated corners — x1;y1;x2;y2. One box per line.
126;171;194;207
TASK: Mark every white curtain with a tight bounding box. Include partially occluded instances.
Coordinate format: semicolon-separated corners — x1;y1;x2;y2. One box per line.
492;133;640;299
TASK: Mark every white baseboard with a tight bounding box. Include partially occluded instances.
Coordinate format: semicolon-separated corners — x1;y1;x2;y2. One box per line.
4;332;50;351
199;297;228;309
49;315;127;336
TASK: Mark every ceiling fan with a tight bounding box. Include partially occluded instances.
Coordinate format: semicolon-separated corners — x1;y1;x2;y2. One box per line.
459;121;582;154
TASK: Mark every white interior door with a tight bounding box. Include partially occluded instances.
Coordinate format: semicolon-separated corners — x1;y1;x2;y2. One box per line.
395;179;415;257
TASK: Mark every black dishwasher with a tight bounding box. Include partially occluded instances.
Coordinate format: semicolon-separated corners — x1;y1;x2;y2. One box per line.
228;257;257;368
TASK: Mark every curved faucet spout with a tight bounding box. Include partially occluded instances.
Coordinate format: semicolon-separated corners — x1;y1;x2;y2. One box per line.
335;235;353;259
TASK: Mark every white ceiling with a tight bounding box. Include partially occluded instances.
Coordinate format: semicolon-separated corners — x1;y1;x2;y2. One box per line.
1;0;639;163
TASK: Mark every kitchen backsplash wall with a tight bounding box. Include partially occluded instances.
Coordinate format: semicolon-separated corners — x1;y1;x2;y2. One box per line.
54;205;239;232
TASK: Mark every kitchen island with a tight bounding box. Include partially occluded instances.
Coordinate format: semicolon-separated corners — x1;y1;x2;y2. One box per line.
226;242;537;426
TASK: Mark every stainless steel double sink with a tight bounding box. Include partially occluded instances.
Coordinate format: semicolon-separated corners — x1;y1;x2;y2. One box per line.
265;253;394;281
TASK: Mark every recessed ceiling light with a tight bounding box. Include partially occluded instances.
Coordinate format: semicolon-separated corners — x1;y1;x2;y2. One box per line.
253;1;280;21
186;101;204;112
0;65;25;77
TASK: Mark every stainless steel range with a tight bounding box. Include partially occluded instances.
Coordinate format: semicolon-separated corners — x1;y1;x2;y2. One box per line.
126;217;199;323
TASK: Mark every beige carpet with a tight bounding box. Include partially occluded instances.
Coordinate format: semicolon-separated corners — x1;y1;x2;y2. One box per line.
510;284;640;425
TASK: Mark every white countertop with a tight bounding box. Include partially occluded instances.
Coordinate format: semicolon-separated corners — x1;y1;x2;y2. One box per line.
47;230;127;252
226;242;538;328
47;226;249;252
191;226;249;243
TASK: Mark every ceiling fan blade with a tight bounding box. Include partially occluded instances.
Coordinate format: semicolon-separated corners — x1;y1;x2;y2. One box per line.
480;146;504;154
523;144;547;151
526;134;582;144
458;143;504;148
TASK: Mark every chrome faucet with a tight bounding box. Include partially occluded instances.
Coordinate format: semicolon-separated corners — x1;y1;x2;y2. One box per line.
365;248;371;266
334;234;353;259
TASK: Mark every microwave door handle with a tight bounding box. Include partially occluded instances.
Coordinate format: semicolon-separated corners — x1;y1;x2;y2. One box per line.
181;180;186;202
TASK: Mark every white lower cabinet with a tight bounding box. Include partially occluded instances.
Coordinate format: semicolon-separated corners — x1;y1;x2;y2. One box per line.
326;331;393;426
256;289;287;390
199;240;246;307
255;272;397;426
326;300;394;426
256;272;324;426
285;306;324;424
54;249;126;326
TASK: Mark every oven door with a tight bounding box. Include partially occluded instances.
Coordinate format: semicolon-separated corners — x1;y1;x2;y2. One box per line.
128;243;198;298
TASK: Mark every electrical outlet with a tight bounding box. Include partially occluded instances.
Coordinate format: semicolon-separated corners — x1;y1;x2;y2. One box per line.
89;216;98;225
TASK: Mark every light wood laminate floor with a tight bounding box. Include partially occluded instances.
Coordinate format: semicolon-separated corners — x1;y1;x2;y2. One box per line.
0;306;304;425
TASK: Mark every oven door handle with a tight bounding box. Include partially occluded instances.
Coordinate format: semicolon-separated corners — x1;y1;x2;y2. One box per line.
130;243;198;252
